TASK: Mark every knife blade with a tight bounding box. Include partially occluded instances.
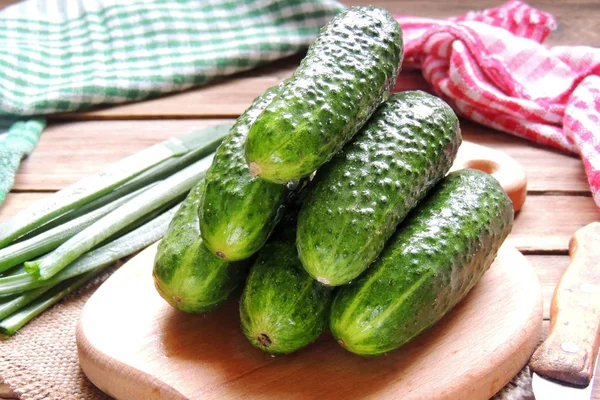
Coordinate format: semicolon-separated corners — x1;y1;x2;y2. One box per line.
532;359;597;400
530;222;600;400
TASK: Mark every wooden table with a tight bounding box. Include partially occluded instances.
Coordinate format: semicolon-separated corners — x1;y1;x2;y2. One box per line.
0;0;598;398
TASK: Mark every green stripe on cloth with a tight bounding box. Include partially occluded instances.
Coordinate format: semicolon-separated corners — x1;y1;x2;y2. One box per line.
0;119;46;204
0;0;344;207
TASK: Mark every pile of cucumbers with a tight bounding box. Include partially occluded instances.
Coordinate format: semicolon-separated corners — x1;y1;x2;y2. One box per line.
153;6;514;357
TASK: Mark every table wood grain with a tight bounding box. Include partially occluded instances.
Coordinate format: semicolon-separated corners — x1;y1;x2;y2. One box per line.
1;0;599;398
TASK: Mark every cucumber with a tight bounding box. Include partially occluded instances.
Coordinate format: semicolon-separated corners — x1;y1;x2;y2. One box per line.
245;6;403;183
297;91;461;286
153;180;248;313
200;86;286;261
240;234;332;354
329;169;514;356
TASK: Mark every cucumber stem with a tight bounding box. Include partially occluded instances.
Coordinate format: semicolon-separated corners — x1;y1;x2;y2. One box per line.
249;162;262;178
317;277;331;285
215;251;227;259
258;333;272;347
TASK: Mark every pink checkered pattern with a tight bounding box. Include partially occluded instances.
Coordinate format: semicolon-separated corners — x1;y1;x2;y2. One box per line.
395;1;600;209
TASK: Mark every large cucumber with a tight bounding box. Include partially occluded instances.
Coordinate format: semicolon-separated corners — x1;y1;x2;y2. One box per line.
245;6;403;183
297;91;461;286
200;86;286;261
330;169;514;356
240;232;332;354
153;180;248;313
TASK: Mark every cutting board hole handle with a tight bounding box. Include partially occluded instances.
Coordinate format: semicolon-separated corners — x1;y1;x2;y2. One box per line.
463;159;500;175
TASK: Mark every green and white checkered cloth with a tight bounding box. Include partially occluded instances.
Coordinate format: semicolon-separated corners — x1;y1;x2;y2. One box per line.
0;0;344;205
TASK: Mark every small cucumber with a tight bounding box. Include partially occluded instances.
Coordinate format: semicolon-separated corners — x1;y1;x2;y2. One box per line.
240;234;332;354
200;86;286;261
245;6;403;183
297;91;461;286
153;180;248;313
330;169;514;356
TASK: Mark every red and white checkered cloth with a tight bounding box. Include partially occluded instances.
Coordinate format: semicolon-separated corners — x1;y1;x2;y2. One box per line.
394;0;600;209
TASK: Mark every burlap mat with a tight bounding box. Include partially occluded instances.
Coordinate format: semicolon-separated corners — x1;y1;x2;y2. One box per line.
0;266;117;400
0;263;534;400
491;367;535;400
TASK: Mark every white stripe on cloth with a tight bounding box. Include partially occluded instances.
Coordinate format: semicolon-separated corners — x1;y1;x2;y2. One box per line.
394;0;600;209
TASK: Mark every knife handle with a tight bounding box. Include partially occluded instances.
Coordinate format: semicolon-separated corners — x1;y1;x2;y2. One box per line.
530;222;600;386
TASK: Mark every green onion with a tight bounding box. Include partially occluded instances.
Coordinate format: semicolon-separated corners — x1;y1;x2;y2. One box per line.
0;205;179;335
0;123;231;248
0;273;93;335
0;185;153;273
0;265;25;278
0;286;54;320
0;196;179;297
26;155;212;280
19;122;232;240
0;204;179;294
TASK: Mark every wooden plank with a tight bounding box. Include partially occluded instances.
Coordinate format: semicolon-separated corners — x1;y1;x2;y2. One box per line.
0;0;18;10
508;195;598;253
13;118;590;193
0;193;46;224
527;255;567;320
0;383;16;399
461;122;589;193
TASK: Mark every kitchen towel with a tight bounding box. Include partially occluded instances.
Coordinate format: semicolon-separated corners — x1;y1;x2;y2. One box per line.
395;0;600;208
0;0;343;205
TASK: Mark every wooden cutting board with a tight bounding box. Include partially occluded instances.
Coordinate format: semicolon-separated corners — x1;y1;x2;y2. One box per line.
77;141;537;399
77;243;542;400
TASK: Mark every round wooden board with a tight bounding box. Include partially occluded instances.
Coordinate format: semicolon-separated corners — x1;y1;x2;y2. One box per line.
77;243;542;400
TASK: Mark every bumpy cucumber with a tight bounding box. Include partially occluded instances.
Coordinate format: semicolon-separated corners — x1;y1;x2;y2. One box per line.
330;169;514;356
153;180;248;313
240;234;332;354
200;86;286;261
245;6;403;183
297;91;461;286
